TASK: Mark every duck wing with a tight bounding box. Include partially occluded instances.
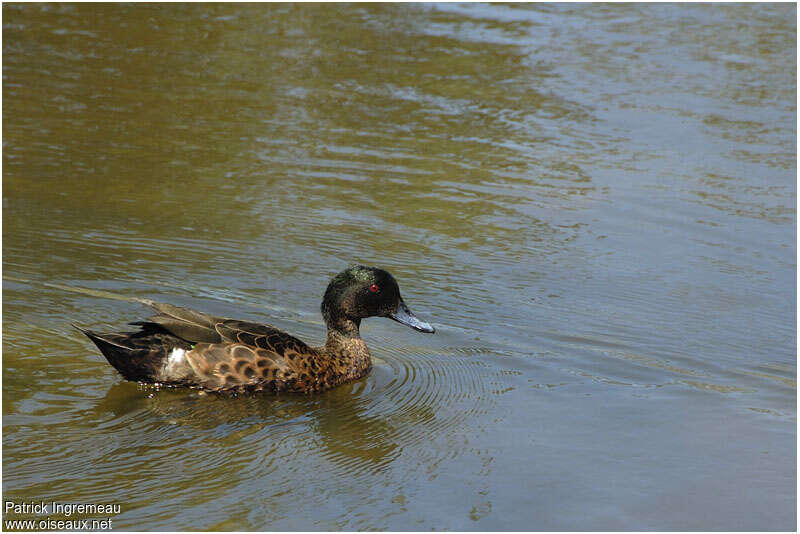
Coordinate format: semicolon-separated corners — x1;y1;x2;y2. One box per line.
138;302;298;346
214;320;313;355
179;327;318;392
140;302;318;391
135;301;227;343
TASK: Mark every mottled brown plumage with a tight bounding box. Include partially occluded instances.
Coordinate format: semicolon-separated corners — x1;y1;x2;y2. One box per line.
76;266;434;394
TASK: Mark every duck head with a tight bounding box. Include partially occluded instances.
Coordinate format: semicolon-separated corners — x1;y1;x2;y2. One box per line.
321;265;435;335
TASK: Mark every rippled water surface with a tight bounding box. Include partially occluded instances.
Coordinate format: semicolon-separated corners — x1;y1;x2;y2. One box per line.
3;3;796;530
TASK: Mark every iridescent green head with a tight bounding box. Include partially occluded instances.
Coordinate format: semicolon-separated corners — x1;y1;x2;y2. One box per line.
321;265;435;335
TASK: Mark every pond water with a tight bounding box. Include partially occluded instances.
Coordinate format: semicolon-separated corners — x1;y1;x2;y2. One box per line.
2;3;795;530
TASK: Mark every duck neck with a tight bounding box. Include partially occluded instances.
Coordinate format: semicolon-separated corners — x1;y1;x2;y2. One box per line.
324;316;361;339
321;296;362;339
321;295;371;377
324;317;364;354
323;319;371;380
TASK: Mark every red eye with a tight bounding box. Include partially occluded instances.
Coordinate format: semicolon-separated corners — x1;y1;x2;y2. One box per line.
368;284;380;293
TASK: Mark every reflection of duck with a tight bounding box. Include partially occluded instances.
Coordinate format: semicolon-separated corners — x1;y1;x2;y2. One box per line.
75;266;434;394
95;381;315;428
309;383;404;468
95;378;404;469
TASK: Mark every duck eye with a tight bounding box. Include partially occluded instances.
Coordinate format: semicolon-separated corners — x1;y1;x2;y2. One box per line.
368;284;380;293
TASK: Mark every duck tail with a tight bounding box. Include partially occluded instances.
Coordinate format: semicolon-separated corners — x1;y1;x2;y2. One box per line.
72;323;166;382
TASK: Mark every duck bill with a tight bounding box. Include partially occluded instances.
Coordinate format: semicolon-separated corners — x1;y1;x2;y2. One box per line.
389;300;435;333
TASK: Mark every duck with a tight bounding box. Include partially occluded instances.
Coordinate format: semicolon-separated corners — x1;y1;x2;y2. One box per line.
75;265;435;394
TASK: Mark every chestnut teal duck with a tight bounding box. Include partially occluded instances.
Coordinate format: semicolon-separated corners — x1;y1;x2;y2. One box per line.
75;266;435;394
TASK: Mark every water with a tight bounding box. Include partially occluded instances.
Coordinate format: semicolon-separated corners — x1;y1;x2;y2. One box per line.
2;3;795;530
